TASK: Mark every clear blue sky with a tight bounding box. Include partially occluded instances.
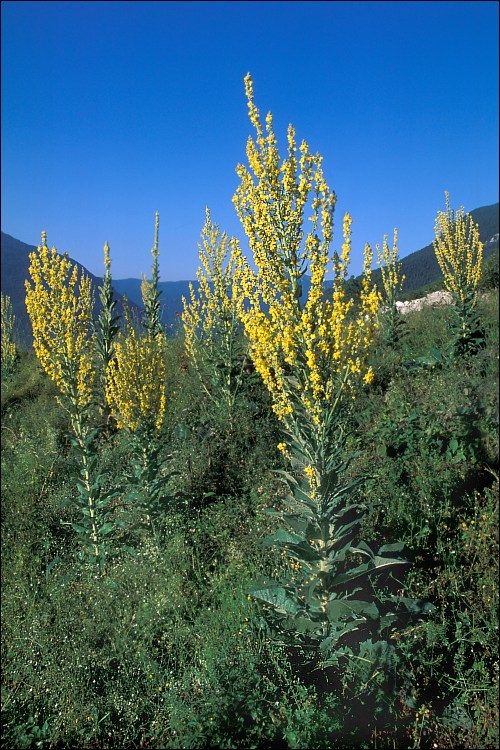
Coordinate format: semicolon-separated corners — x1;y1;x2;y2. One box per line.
2;0;498;281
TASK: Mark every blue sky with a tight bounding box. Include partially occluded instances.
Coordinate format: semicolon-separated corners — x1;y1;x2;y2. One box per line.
2;0;498;281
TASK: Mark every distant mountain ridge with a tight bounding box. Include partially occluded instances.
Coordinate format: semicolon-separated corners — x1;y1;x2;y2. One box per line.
1;201;498;346
111;278;197;334
0;232;142;347
112;202;499;311
372;202;499;294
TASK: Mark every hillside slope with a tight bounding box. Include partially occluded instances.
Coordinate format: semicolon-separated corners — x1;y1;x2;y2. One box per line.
2;201;498;344
374;202;499;294
0;233;141;347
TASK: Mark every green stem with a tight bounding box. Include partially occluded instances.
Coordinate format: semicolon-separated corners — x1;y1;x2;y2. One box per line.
141;443;158;540
73;412;101;570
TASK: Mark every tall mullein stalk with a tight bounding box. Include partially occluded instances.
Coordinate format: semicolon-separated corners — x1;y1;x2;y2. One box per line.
433;192;484;358
141;212;164;338
376;229;406;348
105;312;171;537
95;242;121;430
25;234;117;574
181;208;249;430
233;74;432;666
1;293;17;377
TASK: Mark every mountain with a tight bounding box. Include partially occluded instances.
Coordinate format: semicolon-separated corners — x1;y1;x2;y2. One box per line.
0;232;142;349
369;202;499;295
111;278;198;333
2;201;498;348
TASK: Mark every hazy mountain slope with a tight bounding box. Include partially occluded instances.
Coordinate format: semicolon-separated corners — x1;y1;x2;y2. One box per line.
2;201;497;346
111;278;198;333
371;202;499;294
0;233;141;348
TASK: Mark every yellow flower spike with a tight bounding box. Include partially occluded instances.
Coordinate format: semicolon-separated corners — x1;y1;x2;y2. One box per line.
433;192;483;306
103;241;111;272
1;293;17;372
233;72;380;521
377;229;404;306
432;193;484;356
25;237;96;417
181;209;249;424
106;320;167;433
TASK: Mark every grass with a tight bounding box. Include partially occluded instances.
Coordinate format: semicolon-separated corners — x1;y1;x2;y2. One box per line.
1;288;498;748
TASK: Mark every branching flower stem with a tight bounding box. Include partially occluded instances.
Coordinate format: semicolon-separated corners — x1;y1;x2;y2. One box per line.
231;74;427;660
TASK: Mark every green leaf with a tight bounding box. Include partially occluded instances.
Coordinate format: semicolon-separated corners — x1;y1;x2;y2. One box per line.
371;554;410;569
95;496;113;509
261;530;304;548
122;545;139;558
274;469;300;488
331;555;409;587
393;597;436;616
327;539;352;563
292;615;318;633
98;522;115;535
285;516;320;538
287;542;322;563
350;541;375;558
379;613;398;630
378;542;405;553
250;585;299;616
327;599;379;623
174;423;190;441
45;557;60;577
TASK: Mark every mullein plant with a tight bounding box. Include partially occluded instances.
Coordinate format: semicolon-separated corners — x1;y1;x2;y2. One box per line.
141;212;164;338
95;241;121;430
182;208;249;429
1;293;17;377
433;192;485;358
376;229;407;348
106;217;170;537
233;74;431;670
25;234;119;573
105;308;171;537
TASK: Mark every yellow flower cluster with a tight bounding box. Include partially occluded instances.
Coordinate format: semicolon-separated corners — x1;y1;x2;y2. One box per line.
433;192;483;305
1;293;16;369
103;241;111;272
303;464;320;494
277;442;291;460
232;75;380;425
141;274;154;308
25;234;95;411
105;322;167;431
182;207;246;366
234;73;336;308
377;229;405;305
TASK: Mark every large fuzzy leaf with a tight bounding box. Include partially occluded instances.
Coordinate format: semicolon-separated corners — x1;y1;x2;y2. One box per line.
327;598;379;623
261;529;305;548
331;555;410;587
250;584;299;616
292;615;321;634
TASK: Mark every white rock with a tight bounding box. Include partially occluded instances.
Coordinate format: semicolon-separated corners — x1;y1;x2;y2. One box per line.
395;290;452;315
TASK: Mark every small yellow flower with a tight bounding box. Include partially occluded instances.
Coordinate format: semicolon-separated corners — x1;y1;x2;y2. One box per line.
363;369;375;385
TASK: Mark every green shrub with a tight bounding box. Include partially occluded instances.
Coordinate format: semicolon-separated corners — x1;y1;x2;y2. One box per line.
1;265;497;748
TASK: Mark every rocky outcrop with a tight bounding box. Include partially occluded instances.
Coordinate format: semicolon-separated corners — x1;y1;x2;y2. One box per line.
395;290;453;316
